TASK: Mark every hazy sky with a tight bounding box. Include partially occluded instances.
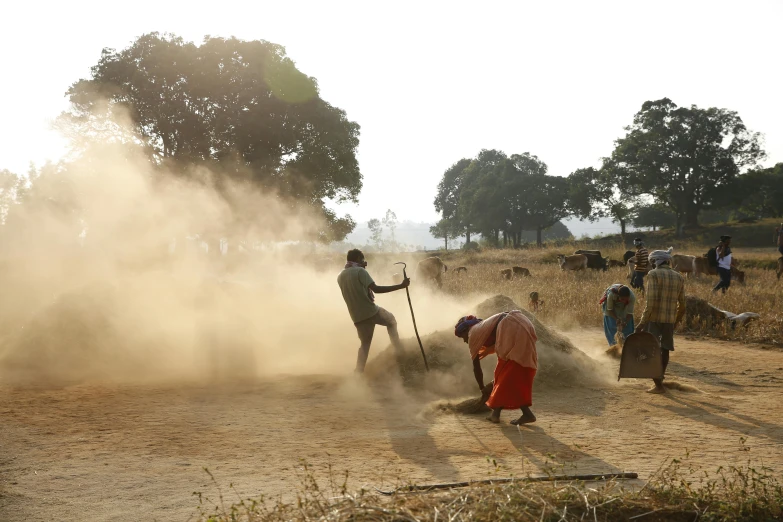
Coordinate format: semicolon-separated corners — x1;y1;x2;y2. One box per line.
2;0;781;226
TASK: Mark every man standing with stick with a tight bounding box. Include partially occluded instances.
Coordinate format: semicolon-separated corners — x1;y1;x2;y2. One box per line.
338;249;410;373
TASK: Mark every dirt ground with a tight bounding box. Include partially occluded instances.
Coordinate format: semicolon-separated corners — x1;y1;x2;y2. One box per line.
2;328;783;521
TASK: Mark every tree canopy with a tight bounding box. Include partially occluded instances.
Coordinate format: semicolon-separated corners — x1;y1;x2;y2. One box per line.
606;98;764;233
632;204;677;231
736;163;783;219
567;166;639;239
433;149;570;246
60;32;361;241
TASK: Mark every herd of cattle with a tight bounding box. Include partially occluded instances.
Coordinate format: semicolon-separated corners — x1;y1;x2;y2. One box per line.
554;248;746;283
403;246;754;288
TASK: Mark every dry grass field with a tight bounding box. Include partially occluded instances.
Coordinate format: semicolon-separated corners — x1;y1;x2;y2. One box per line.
423;243;782;346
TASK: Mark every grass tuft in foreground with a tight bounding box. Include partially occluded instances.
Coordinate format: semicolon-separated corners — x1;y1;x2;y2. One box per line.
193;456;783;522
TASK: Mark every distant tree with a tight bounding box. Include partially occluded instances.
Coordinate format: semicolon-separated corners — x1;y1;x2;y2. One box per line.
608;98;765;236
434;149;569;248
434;158;472;243
507;152;548;247
367;219;383;250
525;173;571;246
737;163;783;219
632;204;677;231
382;209;398;251
0;169;21;225
463;152;517;246
429;218;453;250
60;32;361;241
2;162;84;246
519;221;572;243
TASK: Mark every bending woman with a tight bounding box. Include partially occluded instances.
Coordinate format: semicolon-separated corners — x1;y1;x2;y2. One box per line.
454;311;538;425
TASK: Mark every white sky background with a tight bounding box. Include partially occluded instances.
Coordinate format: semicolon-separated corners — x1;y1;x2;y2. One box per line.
1;0;781;230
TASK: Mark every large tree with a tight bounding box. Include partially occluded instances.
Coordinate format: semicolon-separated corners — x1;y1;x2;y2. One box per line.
632;204;677;231
607;98;764;235
433;158;473;242
524;172;570;246
434;149;569;248
737;163;783;219
59;33;361;241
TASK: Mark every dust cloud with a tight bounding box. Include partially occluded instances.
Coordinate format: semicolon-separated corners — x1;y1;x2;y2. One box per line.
0;126;467;386
365;295;616;413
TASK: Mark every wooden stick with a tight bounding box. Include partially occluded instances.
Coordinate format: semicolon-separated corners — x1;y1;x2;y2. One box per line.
395;262;429;372
375;472;638;495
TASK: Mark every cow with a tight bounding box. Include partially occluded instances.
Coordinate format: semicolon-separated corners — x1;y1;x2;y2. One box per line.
622;250;636;264
454;266;468;275
512;266;531;277
626;256;637;281
671;254;696;277
415;256;448;288
556;254;588;271
778;257;783;281
500;268;513;280
692;256;717;277
607;259;626;268
574;250;608;271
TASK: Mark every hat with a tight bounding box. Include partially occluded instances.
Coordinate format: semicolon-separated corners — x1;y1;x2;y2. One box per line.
633;237;643;245
648;250;672;266
720;235;732;242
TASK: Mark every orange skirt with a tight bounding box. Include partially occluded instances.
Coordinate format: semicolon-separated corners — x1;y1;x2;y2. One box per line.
486;359;536;409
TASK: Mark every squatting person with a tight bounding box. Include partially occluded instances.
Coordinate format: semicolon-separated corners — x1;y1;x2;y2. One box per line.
712;235;733;294
600;283;635;346
631;238;649;293
337;249;410;373
454;311;538;425
637;250;685;394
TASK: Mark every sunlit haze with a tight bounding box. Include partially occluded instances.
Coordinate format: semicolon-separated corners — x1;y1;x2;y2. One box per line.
2;0;781;226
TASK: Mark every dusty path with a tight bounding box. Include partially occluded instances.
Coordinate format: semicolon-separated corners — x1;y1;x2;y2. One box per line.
2;329;783;521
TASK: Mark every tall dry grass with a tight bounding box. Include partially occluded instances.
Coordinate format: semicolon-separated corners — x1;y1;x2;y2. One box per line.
196;453;783;521
407;244;782;345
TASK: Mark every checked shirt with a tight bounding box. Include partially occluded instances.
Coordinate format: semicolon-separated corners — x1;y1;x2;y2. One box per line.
640;265;685;325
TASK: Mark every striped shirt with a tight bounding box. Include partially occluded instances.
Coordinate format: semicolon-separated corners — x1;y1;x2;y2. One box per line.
640;265;686;325
634;247;649;272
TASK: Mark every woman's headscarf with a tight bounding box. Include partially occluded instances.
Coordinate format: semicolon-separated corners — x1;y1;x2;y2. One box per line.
454;315;482;337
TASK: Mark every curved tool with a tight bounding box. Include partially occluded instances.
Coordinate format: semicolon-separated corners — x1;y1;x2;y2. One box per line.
395;261;429;372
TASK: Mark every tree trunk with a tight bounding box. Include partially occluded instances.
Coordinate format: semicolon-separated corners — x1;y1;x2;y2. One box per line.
619;219;626;245
466;230;471;244
675;214;684;238
444;234;448;251
536;226;543;247
685;204;700;228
